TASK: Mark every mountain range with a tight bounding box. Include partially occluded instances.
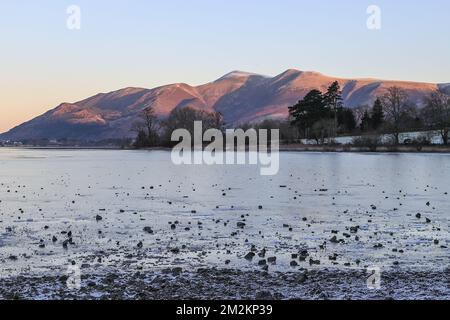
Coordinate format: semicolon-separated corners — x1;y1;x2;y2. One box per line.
1;69;447;141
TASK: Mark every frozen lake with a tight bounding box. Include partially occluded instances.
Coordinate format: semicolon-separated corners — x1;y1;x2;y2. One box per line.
0;148;448;280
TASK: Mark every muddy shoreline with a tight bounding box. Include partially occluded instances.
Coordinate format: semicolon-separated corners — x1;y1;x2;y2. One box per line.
1;267;448;300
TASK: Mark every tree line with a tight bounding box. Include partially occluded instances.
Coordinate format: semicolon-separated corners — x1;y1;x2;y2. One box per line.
288;82;450;145
132;107;225;148
132;82;450;148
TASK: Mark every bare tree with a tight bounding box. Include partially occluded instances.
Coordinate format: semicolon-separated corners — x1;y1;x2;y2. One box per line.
423;90;450;145
380;87;410;144
202;110;225;132
311;119;334;145
353;105;371;128
162;107;224;145
132;106;159;146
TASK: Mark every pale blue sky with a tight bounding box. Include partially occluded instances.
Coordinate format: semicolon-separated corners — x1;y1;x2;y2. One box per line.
0;0;449;132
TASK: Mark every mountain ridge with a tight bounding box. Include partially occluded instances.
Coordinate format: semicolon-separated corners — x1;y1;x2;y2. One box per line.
1;69;447;141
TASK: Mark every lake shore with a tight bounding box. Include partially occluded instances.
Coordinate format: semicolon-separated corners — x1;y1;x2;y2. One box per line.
3;144;450;153
279;144;450;153
1;267;448;300
0;149;448;300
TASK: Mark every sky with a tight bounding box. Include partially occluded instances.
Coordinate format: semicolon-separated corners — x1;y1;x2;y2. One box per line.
0;0;449;133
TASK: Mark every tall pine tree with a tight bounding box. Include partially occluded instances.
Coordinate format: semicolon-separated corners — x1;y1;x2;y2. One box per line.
323;81;343;137
360;110;372;132
289;89;328;138
371;98;384;130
